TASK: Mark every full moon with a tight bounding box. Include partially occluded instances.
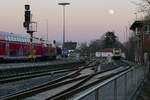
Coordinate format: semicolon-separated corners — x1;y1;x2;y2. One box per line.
108;9;115;15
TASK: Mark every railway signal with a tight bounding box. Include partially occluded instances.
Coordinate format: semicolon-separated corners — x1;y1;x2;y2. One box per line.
23;4;37;61
25;11;31;22
24;5;31;28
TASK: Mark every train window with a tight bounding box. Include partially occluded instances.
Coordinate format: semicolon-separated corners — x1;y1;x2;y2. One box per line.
27;38;29;42
25;38;27;42
11;36;14;41
8;36;11;41
10;49;23;56
23;50;30;56
18;50;22;56
10;50;17;56
10;36;13;41
5;35;8;41
20;37;23;42
24;38;26;42
16;37;18;42
23;38;25;42
18;37;20;42
9;36;12;41
15;37;17;41
22;37;25;42
0;43;5;48
20;37;22;42
8;36;10;41
115;52;120;54
22;38;24;42
5;35;7;40
13;36;15;41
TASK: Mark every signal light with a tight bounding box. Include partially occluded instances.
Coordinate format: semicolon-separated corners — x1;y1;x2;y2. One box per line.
25;5;30;11
25;11;31;22
23;22;29;28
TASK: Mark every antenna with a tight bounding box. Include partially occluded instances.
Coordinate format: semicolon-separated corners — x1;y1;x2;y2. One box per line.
26;0;31;4
46;19;49;43
134;12;138;20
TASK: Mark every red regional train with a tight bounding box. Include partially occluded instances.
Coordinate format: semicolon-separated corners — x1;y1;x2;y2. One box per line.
0;32;57;62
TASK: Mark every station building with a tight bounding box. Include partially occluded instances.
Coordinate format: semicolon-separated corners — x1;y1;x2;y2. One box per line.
130;20;150;64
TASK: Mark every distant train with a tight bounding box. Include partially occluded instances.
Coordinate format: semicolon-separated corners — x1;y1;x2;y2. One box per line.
112;48;122;60
0;32;57;62
95;48;124;59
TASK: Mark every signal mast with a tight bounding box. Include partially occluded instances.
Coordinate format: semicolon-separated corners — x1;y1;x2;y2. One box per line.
23;4;37;61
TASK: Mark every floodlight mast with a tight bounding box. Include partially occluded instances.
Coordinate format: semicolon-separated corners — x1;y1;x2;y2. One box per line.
58;2;70;45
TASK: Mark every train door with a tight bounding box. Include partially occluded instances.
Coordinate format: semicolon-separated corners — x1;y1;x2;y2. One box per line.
0;41;5;57
5;41;9;57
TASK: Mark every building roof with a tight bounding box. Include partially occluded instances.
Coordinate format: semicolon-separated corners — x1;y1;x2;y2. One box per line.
63;42;77;50
130;21;143;30
101;48;113;52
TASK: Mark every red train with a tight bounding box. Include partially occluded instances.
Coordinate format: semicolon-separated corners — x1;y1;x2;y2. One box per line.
0;32;57;61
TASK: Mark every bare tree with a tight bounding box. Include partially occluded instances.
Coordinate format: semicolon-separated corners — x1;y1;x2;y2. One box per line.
133;0;150;14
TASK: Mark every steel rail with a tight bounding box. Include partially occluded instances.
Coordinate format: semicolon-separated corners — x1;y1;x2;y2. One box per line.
0;60;85;79
0;59;130;100
47;66;131;100
0;68;78;84
0;69;84;100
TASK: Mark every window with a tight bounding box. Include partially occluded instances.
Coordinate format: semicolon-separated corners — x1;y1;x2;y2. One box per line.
8;36;11;41
144;27;147;33
144;26;150;34
23;50;30;56
10;50;17;56
11;36;14;41
16;37;18;41
148;27;150;34
135;27;140;35
14;37;17;41
19;37;22;42
0;43;5;49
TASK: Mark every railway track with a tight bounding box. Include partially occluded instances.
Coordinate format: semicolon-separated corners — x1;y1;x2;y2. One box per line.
0;68;83;100
49;66;131;100
0;59;97;99
0;59;96;99
0;60;86;82
0;58;96;84
0;60;131;100
0;59;130;100
0;68;79;84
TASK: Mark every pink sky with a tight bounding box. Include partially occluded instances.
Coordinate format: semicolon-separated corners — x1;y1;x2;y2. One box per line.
0;0;138;43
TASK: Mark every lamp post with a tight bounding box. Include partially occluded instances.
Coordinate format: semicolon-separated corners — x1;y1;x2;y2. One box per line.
58;2;70;45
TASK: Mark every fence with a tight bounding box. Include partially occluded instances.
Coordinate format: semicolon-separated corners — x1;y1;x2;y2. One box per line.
70;65;145;100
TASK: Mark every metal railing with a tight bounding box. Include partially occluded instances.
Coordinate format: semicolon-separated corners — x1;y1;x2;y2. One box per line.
70;65;145;100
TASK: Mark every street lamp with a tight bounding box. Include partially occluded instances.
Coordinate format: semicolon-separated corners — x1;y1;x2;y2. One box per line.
58;2;70;45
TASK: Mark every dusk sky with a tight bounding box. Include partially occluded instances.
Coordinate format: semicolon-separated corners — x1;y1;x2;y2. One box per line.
0;0;138;43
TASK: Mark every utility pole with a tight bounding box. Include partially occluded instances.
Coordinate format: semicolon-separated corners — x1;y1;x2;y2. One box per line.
58;2;70;45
